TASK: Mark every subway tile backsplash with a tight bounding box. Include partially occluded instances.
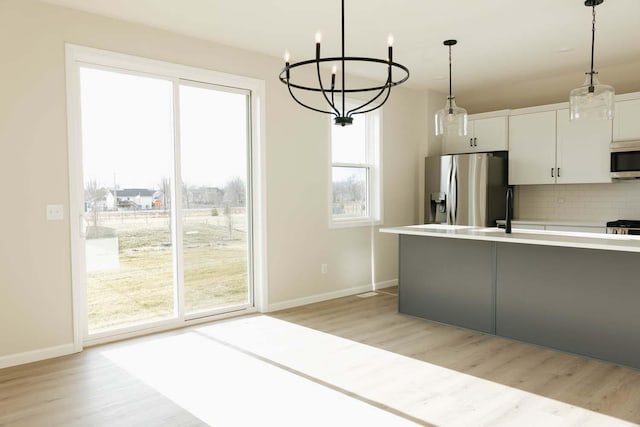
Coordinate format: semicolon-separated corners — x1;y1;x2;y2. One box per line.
515;181;640;222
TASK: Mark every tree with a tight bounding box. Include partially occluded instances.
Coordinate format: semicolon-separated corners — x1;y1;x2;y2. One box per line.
182;181;192;209
223;177;246;207
85;179;107;229
159;176;171;211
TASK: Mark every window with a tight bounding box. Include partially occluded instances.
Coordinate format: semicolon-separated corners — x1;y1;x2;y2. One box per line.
330;106;381;227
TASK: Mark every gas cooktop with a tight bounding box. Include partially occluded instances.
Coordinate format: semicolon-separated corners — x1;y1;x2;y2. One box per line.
606;220;640;235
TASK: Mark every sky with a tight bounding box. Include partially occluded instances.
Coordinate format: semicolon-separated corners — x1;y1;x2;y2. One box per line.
79;66;248;191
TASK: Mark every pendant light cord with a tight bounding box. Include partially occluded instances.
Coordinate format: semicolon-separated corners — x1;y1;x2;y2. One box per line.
341;0;346;118
448;45;453;114
589;3;596;90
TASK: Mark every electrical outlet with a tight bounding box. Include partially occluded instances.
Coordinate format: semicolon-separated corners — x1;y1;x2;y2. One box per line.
46;204;64;221
321;264;328;274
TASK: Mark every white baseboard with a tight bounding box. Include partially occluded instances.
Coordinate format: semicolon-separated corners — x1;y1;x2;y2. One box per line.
0;279;400;368
374;279;398;290
266;278;398;312
0;343;77;370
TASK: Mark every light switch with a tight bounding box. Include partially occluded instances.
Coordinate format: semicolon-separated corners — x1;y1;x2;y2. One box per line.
46;204;64;221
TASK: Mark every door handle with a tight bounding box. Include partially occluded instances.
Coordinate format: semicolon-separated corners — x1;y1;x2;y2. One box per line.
79;214;88;238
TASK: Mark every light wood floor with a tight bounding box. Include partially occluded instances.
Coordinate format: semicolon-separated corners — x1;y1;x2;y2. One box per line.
2;288;640;426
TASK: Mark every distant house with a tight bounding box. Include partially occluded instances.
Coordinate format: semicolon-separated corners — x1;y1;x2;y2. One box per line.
116;188;155;209
84;188;115;211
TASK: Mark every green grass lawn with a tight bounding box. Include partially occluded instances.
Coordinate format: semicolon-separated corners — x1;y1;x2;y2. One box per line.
87;211;248;333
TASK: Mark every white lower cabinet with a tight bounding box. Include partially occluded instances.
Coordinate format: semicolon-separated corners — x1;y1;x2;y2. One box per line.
509;107;612;185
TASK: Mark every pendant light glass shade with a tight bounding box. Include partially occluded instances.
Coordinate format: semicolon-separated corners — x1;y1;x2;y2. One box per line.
569;73;615;120
569;0;614;121
435;97;468;137
435;39;467;137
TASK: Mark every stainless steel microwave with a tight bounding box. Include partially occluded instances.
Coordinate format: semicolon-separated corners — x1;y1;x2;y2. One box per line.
611;141;640;179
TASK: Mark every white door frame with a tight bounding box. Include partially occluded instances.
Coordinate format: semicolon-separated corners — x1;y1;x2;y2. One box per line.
65;44;268;351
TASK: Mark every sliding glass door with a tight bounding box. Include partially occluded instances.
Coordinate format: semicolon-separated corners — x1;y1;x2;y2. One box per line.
76;64;253;340
179;82;251;317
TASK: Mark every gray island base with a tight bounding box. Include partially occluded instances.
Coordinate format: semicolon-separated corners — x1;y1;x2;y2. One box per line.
395;232;640;370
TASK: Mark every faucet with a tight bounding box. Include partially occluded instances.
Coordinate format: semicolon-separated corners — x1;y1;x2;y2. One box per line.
505;187;513;234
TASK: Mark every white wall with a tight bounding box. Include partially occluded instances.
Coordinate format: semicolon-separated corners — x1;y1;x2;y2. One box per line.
0;0;428;363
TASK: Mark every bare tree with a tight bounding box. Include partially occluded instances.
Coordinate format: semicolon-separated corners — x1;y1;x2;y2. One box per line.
159;176;171;211
182;181;192;209
224;203;233;239
223;177;246;207
85;179;107;230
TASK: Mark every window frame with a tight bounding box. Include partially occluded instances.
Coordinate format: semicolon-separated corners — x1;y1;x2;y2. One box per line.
65;43;268;350
329;105;382;228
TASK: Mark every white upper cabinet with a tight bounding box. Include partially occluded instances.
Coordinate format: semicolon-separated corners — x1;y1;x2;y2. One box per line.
556;109;612;184
471;116;509;152
613;96;640;142
508;110;556;185
442;112;509;154
509;106;612;185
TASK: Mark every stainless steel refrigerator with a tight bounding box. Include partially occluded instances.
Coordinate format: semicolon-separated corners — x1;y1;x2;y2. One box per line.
424;152;508;227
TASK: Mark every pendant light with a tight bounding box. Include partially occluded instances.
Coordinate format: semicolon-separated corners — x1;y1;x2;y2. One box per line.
435;39;467;137
569;0;614;121
279;0;409;126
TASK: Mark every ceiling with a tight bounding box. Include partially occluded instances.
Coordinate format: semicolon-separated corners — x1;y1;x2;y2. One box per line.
41;0;640;110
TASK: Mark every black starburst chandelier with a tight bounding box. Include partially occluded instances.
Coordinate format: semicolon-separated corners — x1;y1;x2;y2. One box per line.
279;0;409;126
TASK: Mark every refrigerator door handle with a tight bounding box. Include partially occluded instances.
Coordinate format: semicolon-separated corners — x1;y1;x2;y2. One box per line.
448;156;458;224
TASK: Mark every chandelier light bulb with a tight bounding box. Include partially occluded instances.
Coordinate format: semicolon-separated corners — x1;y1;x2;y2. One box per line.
315;32;322;43
387;34;394;47
331;65;337;75
284;51;290;63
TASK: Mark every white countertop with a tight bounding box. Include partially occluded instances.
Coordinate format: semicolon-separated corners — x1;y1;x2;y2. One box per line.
380;224;640;253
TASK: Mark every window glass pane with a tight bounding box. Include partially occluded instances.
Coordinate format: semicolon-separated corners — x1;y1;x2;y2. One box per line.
331;116;367;164
79;67;176;333
332;167;368;219
179;83;250;315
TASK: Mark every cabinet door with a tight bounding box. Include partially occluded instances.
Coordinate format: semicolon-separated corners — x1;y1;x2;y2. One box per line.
473;116;508;152
508;111;556;185
613;98;640;141
556;109;612;184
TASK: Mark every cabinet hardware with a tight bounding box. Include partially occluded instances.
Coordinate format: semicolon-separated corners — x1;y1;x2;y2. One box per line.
473;137;478;147
551;167;554;178
557;168;560;177
469;138;473;147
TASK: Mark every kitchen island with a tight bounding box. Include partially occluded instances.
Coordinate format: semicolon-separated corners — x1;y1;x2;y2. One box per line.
381;224;640;370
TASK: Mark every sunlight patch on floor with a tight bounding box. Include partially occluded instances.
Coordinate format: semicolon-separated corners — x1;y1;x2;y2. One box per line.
196;316;638;427
102;330;420;426
102;315;638;427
